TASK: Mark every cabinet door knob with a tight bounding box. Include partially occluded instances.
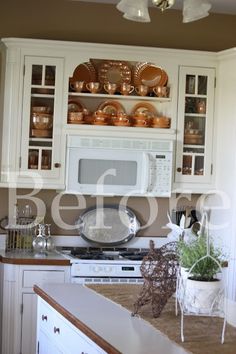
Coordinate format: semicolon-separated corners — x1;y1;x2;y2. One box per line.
54;163;61;168
177;167;182;172
53;326;60;334
41;315;47;321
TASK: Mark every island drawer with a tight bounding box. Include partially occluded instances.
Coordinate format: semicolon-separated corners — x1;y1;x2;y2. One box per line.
54;309;106;354
38;299;54;333
38;298;106;354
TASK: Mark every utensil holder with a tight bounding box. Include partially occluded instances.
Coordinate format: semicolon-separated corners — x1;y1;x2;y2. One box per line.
3;217;38;251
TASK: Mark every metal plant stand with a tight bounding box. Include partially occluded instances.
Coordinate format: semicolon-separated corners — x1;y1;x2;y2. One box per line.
176;211;227;344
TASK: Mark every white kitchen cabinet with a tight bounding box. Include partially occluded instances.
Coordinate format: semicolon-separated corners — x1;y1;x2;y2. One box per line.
0;39;66;188
174;66;216;192
20;56;64;181
37;297;106;354
1;38;220;192
0;38;176;190
0;263;70;354
22;293;38;354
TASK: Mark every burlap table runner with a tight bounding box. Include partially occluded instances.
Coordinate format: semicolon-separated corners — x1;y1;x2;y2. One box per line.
87;284;236;354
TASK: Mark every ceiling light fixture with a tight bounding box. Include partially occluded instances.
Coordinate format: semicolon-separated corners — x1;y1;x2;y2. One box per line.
116;0;212;23
152;0;175;12
182;0;212;23
117;0;151;22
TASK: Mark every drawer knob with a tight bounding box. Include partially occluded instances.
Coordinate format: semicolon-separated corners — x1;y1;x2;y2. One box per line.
41;315;47;321
54;162;61;168
177;167;182;172
54;326;60;334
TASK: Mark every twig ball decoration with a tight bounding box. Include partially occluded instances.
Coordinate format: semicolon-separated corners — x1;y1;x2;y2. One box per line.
132;240;178;318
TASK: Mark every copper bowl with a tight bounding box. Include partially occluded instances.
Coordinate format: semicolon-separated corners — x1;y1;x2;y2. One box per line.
32;106;51;114
68;111;84;123
151;116;171;128
31;113;53;130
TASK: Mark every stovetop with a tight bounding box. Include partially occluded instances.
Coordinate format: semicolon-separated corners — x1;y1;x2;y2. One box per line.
61;246;149;262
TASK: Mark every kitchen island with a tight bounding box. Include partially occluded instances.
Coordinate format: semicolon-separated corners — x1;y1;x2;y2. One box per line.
34;283;189;354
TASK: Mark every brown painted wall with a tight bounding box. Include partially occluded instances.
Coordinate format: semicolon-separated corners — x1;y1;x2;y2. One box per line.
0;1;231;236
1;188;200;236
0;0;235;51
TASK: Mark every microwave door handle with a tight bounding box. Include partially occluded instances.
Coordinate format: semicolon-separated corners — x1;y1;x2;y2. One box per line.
142;153;151;193
143;153;157;194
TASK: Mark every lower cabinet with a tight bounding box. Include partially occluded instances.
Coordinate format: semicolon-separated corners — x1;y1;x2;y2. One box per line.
37;298;106;354
0;263;70;354
21;293;38;354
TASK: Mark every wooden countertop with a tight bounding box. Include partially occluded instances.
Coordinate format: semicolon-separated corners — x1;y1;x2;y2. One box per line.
34;283;189;354
0;250;70;265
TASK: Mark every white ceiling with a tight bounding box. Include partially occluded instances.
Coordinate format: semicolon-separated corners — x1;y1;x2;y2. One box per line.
75;0;236;15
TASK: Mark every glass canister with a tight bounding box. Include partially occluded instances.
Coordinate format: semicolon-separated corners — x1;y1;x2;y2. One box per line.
32;224;47;254
45;224;55;252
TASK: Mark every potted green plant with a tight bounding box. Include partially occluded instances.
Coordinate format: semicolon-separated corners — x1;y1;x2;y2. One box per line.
177;234;226;314
178;234;222;281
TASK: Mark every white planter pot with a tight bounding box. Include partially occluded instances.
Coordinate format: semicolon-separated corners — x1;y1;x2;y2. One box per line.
180;267;189;280
183;278;223;314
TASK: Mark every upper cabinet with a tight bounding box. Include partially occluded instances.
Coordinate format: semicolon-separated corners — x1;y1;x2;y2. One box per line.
0;38;218;192
0;39;177;190
0;41;66;188
20;56;64;181
174;66;216;192
66;59;172;131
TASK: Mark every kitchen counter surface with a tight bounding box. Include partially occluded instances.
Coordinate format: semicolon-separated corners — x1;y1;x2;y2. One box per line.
0;249;70;265
34;283;189;354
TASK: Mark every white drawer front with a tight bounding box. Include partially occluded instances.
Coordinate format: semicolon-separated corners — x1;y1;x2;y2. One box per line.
38;299;54;334
38;299;107;354
23;270;65;288
55;312;105;354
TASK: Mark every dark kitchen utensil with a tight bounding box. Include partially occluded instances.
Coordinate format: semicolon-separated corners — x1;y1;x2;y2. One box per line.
191;221;201;236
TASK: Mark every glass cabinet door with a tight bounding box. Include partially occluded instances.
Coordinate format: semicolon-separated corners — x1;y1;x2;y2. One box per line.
175;66;215;185
20;56;64;182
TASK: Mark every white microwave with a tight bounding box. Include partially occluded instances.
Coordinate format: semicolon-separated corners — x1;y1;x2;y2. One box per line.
65;135;173;197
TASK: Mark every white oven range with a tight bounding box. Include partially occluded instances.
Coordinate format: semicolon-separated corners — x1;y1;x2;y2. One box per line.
59;205;168;284
61;247;148;284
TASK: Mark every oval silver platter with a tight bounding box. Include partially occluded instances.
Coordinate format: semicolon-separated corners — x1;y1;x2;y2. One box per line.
76;204;140;246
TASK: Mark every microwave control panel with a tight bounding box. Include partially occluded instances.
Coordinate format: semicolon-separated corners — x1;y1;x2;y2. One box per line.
148;152;173;196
